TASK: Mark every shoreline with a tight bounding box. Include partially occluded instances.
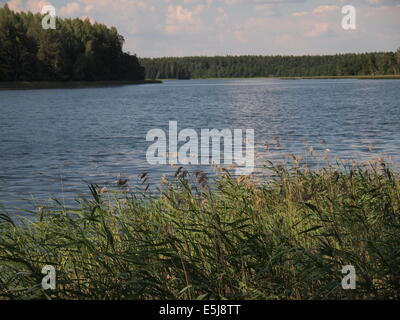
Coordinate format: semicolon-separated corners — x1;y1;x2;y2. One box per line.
279;75;400;80
1;76;398;89
157;75;400;81
0;80;162;91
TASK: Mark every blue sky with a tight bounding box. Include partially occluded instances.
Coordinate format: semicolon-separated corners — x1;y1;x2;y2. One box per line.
3;0;400;57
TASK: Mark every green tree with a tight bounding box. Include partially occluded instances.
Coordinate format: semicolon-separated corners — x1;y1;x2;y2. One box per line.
0;5;145;82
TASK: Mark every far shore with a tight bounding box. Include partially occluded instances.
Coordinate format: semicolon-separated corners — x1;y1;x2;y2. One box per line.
279;75;400;80
1;76;399;90
156;75;400;80
0;80;162;90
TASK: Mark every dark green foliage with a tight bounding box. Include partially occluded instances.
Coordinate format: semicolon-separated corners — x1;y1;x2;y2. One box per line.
0;5;144;81
396;48;400;66
140;51;400;79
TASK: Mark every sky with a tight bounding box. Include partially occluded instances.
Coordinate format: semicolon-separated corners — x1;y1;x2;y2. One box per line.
2;0;400;57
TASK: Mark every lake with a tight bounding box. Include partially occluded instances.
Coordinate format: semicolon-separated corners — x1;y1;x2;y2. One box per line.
0;78;399;213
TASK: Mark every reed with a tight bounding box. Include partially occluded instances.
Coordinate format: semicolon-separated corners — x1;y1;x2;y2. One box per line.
0;160;399;300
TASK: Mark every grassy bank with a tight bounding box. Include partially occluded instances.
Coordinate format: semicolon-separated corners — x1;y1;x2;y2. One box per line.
0;161;399;300
0;80;162;90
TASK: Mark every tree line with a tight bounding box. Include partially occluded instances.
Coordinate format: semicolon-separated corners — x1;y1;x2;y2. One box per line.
2;4;399;82
140;50;400;79
0;5;145;81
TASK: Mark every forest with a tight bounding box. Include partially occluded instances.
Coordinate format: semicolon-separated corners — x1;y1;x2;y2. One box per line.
1;4;399;82
0;5;145;82
140;50;400;79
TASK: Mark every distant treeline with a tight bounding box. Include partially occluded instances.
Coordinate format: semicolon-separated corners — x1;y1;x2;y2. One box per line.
0;5;144;81
140;50;400;79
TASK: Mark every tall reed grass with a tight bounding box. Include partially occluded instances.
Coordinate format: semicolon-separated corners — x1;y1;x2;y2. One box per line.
0;160;399;300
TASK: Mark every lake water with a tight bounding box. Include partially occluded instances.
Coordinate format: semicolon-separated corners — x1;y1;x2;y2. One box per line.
0;79;400;213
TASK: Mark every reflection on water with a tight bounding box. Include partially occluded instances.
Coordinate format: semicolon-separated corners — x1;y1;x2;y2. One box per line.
0;79;399;214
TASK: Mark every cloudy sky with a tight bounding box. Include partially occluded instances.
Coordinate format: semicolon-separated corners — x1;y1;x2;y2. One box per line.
3;0;400;57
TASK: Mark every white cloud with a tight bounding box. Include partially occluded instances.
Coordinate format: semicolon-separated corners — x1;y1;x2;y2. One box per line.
292;11;307;16
59;2;80;16
165;4;204;35
313;5;339;14
276;33;293;44
233;29;248;43
305;22;329;37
